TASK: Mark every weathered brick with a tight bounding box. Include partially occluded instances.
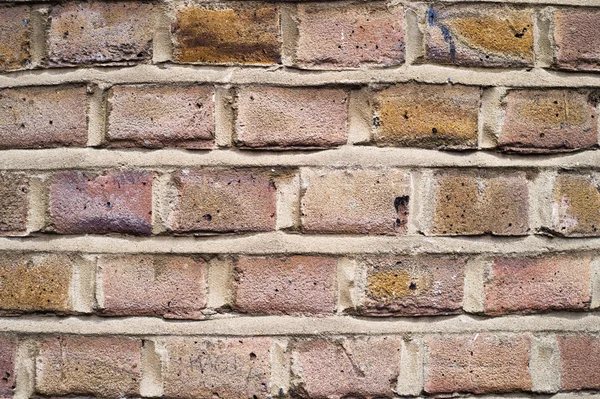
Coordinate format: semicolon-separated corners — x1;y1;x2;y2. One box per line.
499;89;597;153
97;255;207;319
301;168;410;235
163;337;271;399
107;85;214;149
428;170;529;236
167;169;277;234
36;336;141;397
173;3;280;65
0;172;28;236
484;255;591;315
235;86;348;149
425;5;534;67
361;256;466;316
373;84;480;149
0;6;30;72
558;334;600;390
0;253;74;314
292;337;401;398
294;3;404;69
554;9;600;71
0;85;88;149
47;2;154;66
0;336;16;396
425;334;533;394
234;256;337;316
49;170;153;235
552;174;600;237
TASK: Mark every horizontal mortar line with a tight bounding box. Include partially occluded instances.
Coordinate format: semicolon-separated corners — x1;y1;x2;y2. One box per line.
0;313;598;336
2;233;600;255
407;0;600;5
2;64;600;88
1;147;600;170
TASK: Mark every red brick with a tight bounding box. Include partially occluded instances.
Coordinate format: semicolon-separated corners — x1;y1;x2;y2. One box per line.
107;85;214;149
484;255;591;315
0;85;88;149
0;336;16;396
172;4;280;65
235;86;348;149
234;256;337;316
47;2;154;66
98;255;207;319
294;3;404;69
425;334;532;394
167;169;277;234
292;337;401;398
558;334;600;390
0;172;28;236
499;89;597;153
163;337;271;399
554;9;600;71
362;256;466;316
552;174;600;237
425;5;534;67
0;6;30;72
429;170;529;236
301;168;410;235
36;336;141;397
48;170;153;235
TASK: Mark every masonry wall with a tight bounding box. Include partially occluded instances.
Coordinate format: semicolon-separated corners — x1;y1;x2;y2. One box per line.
0;0;600;397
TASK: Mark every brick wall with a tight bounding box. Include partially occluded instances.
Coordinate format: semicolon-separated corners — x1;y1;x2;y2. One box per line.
0;0;600;397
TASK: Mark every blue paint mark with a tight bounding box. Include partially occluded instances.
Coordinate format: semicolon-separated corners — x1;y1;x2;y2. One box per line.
427;7;437;26
427;6;456;60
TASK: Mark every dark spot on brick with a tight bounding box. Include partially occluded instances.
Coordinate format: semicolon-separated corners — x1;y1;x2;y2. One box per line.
203;214;212;222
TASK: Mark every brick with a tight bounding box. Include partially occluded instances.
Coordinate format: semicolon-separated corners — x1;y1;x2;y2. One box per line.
163;337;271;399
47;2;154;66
0;336;16;396
0;253;74;314
0;172;28;236
167;169;277;234
0;6;30;72
373;84;480;149
428;170;529;236
36;336;141;397
301;168;410;235
484;255;591;315
107;85;214;149
554;9;600;71
234;256;337;316
552;174;600;237
98;255;207;319
173;3;280;65
49;170;152;235
558;334;600;390
292;337;401;398
425;5;534;67
425;334;533;394
362;256;466;316
235;86;348;149
499;89;597;153
294;3;404;69
0;85;88;149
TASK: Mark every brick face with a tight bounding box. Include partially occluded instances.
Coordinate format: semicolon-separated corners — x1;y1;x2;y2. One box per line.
0;6;30;72
554;9;600;71
0;172;28;236
0;336;16;396
558;334;600;390
551;174;600;237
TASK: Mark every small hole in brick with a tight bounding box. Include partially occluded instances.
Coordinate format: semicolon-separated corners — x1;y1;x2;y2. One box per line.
409;282;417;290
249;352;257;360
540;133;545;138
432;128;438;134
203;214;212;222
106;201;111;208
554;100;558;104
49;120;53;125
556;113;559;117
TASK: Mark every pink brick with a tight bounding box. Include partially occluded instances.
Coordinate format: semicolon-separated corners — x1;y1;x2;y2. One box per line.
0;172;28;236
98;255;207;319
551;173;600;237
0;6;30;72
558;334;600;390
235;86;348;149
554;9;600;71
234;256;337;316
0;336;16;396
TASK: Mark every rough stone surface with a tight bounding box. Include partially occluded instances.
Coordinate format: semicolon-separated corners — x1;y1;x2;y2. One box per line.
552;174;600;237
0;85;88;149
554;9;600;71
98;255;207;319
234;256;337;316
373;84;480;149
235;86;348;149
301;168;410;235
107;85;214;149
36;336;141;397
0;172;28;236
173;4;280;65
49;170;153;235
425;5;534;67
163;337;271;399
0;6;30;72
294;3;404;69
558;334;600;390
0;336;16;396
